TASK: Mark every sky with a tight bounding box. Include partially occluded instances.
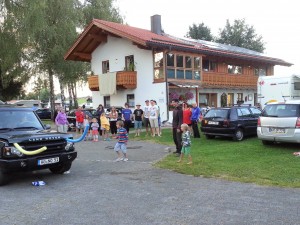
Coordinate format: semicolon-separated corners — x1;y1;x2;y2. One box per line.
115;0;300;75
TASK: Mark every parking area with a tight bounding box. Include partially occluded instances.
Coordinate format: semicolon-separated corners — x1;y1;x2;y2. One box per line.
1;140;300;225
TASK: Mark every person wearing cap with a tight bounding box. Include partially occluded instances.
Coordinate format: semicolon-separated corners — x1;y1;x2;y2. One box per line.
133;103;143;136
143;100;151;136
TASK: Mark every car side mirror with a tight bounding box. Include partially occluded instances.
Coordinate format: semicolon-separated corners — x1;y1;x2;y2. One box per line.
44;124;51;130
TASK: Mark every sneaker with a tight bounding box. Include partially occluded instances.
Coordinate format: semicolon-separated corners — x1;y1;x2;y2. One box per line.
123;158;128;162
114;158;123;162
187;162;193;165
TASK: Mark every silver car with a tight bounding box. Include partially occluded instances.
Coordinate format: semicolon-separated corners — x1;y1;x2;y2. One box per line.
257;100;300;145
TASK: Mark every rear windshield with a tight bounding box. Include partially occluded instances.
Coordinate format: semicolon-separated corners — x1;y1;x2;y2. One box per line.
262;104;299;117
204;109;229;119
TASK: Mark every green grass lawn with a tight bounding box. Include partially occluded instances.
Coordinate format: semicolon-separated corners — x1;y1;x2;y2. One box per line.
130;128;300;188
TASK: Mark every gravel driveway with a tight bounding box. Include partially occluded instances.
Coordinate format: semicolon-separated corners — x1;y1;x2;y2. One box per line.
1;139;300;225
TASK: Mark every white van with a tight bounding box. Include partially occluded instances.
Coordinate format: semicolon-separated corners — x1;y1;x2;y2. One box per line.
257;75;300;108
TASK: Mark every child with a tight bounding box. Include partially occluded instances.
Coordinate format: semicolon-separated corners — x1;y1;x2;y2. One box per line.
100;112;110;141
83;114;91;141
91;118;100;142
177;123;193;164
114;120;128;162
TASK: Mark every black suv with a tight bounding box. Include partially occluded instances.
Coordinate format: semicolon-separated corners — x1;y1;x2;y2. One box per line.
201;105;261;141
35;108;52;119
0;105;77;185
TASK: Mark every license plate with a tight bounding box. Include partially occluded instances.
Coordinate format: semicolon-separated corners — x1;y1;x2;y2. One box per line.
208;121;219;125
269;128;285;134
38;157;59;166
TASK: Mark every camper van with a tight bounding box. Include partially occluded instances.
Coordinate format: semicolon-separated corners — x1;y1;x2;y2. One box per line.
257;75;300;108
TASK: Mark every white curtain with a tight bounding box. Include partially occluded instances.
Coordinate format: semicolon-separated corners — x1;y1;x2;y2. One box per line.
99;72;117;95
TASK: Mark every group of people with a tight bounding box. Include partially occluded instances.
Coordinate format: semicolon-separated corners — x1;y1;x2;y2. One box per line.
120;99;163;137
54;99;202;163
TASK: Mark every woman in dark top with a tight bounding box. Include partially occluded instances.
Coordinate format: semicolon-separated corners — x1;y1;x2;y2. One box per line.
96;104;105;135
109;106;118;137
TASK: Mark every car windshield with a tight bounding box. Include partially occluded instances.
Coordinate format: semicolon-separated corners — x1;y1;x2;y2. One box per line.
262;104;299;117
204;109;229;118
0;111;44;130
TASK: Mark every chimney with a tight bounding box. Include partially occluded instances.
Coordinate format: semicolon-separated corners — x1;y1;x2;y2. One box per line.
151;15;162;35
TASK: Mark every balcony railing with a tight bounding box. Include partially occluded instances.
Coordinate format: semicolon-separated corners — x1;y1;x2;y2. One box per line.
88;71;137;91
202;72;258;88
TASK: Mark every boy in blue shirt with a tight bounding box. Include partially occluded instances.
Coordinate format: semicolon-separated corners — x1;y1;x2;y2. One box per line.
114;120;129;162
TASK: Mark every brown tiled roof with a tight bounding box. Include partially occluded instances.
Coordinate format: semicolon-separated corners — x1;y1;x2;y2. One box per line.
65;19;292;67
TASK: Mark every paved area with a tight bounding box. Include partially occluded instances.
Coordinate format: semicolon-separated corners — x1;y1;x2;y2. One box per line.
1;138;300;225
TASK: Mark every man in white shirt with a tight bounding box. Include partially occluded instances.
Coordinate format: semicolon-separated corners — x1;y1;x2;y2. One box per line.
149;100;160;137
143;100;151;136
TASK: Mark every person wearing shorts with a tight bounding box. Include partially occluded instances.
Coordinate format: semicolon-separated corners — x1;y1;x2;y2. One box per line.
149;100;160;137
133;103;143;137
114;121;128;162
143;100;151;136
177;123;192;164
75;107;84;134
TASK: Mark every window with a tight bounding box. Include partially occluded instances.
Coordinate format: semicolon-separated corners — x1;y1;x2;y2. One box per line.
104;96;110;108
185;56;192;68
227;93;234;106
177;69;184;79
165;53;201;80
185;70;193;79
167;69;175;78
228;65;242;74
237;108;251;118
176;55;184;67
167;53;174;67
154;52;164;79
127;94;135;107
203;59;217;71
125;55;135;71
102;60;109;73
254;67;266;76
237;93;243;101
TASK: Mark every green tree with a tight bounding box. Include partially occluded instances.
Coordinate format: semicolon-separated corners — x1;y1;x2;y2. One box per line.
0;1;30;101
80;0;123;27
185;22;214;41
216;19;265;53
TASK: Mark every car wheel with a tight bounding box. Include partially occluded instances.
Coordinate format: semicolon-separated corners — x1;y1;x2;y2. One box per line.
262;140;274;145
206;134;215;139
49;162;72;174
0;170;9;186
233;128;244;141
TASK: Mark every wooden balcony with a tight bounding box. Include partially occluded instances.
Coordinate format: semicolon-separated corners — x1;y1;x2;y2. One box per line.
202;72;258;89
88;71;137;91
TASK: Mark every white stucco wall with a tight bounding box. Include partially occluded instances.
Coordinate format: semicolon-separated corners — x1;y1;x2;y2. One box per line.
90;36;168;121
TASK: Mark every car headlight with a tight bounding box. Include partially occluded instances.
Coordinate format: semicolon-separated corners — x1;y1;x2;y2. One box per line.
65;142;74;151
1;143;23;157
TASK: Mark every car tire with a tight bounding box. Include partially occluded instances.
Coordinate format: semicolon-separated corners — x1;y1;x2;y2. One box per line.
262;140;274;145
49;162;72;174
206;134;215;139
233;128;244;141
0;170;9;186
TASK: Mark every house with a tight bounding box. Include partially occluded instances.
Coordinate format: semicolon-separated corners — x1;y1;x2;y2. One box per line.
64;15;292;122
